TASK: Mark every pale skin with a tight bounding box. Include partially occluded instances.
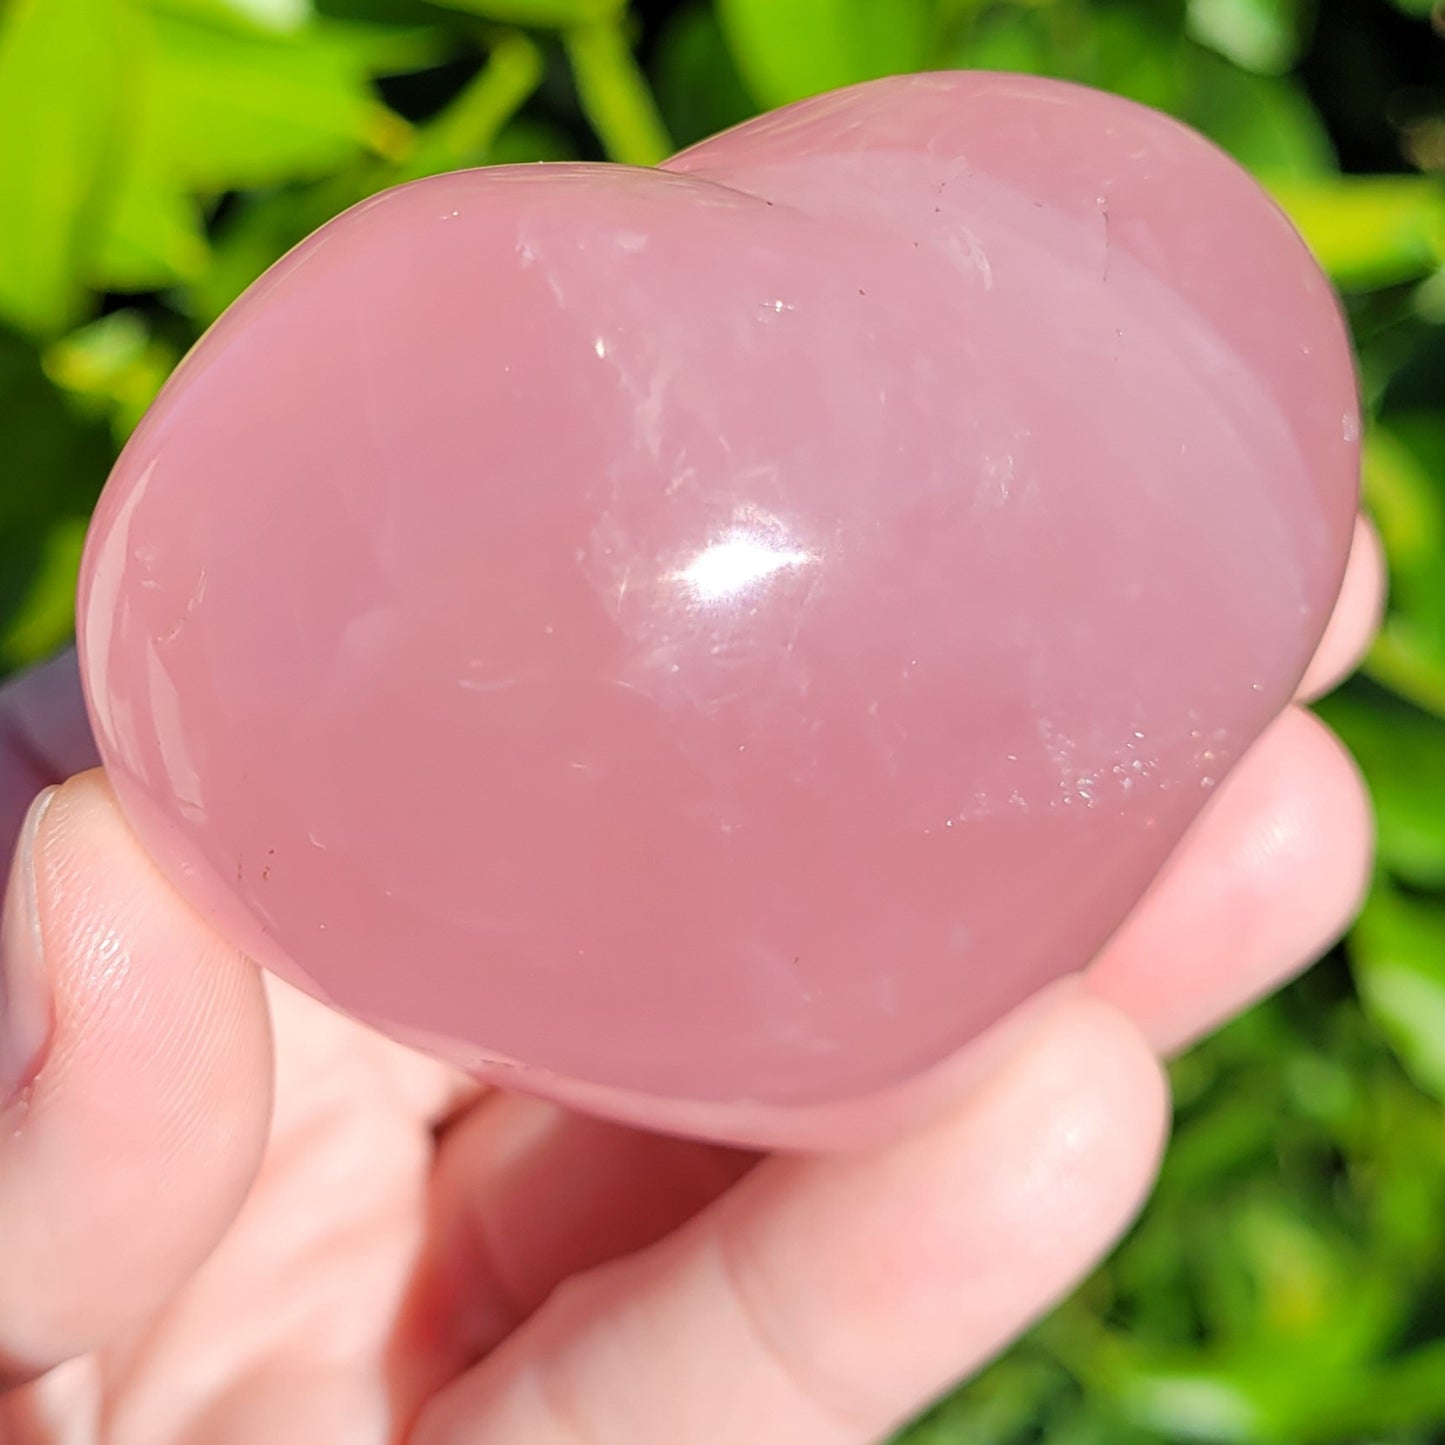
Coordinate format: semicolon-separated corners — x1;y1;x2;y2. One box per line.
0;515;1381;1445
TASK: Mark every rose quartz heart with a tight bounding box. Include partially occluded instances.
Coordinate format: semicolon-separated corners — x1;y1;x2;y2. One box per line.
77;72;1358;1147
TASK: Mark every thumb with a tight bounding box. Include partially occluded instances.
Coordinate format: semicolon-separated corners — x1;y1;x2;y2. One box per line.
0;766;273;1385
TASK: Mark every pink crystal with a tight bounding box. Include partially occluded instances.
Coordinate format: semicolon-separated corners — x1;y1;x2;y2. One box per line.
77;73;1358;1146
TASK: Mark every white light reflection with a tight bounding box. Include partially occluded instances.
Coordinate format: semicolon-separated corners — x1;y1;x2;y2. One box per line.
672;530;816;603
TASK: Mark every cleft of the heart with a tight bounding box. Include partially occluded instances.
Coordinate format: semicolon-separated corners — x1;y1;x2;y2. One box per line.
77;72;1358;1148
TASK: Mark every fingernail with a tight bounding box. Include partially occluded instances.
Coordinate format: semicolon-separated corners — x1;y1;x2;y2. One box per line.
1;786;58;1105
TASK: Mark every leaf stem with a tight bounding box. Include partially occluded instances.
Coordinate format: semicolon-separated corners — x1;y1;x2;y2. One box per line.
563;15;672;166
394;29;545;181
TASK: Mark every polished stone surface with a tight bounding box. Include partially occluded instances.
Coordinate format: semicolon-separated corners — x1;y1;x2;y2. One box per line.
78;72;1359;1145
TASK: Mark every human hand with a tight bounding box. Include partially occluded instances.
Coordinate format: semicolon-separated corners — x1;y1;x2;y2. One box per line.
0;517;1380;1445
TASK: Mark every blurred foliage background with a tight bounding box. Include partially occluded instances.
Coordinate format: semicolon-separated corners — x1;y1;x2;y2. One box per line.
0;0;1443;1438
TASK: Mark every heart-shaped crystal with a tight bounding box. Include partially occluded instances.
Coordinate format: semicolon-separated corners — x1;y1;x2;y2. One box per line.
78;72;1358;1146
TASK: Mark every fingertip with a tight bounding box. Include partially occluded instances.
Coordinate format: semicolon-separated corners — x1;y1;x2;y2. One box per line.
881;991;1170;1276
740;992;1170;1433
36;770;273;1111
409;993;1171;1445
1297;515;1385;702
0;769;273;1377
1089;705;1375;1054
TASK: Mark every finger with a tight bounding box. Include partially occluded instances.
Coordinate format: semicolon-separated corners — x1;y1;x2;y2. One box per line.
0;649;99;848
1296;515;1385;702
0;770;273;1385
1086;705;1372;1054
395;1096;754;1410
411;994;1166;1445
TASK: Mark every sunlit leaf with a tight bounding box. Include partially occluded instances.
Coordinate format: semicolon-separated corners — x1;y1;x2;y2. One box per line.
146;11;410;191
1270;175;1445;290
1365;625;1445;724
43;310;178;441
1363;420;1445;586
1186;0;1307;75
0;0;135;336
89;13;213;294
145;0;315;36
1358;416;1445;723
1094;1356;1268;1443
717;0;930;108
389;29;543;181
92;171;211;292
1416;265;1445;325
1352;884;1445;1105
564;16;673;164
84;10;423;294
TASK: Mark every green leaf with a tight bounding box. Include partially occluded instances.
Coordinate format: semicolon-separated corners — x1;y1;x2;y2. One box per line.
1363;420;1445;587
83;10;421;294
942;7;1050;76
187;179;355;324
1366;626;1445;723
1318;688;1445;887
0;517;90;667
948;2;1188;115
653;1;756;149
716;0;930;109
0;0;135;336
1357;416;1445;722
1297;1339;1445;1441
43;310;178;441
92;169;211;292
1186;0;1307;75
1269;175;1445;291
146;11;410;192
1416;264;1445;325
88;12;212;293
1182;54;1336;177
1075;4;1194;114
145;0;315;36
898;1351;1077;1444
486;117;578;164
1091;1355;1269;1442
0;328;113;667
1352;884;1445;1106
564;16;672;165
388;29;543;181
424;0;618;23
